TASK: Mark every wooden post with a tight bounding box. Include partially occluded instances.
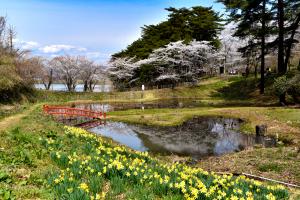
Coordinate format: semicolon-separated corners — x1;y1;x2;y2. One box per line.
256;125;267;136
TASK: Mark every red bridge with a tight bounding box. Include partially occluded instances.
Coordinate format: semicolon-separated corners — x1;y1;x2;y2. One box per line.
43;105;106;120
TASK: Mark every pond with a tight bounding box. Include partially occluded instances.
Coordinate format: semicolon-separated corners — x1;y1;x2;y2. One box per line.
35;83;111;92
73;99;215;112
89;117;276;159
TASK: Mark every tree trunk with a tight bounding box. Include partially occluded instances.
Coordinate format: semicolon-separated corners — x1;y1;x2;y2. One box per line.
72;83;76;92
46;69;53;90
278;0;286;104
83;80;88;92
260;0;266;94
284;14;300;71
255;63;258;79
279;93;286;105
277;0;285;74
88;81;94;92
66;79;73;92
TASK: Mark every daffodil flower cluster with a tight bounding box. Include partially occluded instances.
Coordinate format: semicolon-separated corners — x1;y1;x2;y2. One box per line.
42;126;289;200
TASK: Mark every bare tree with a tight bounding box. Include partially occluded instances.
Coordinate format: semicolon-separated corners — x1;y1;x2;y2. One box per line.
7;25;16;54
89;68;103;91
0;16;6;45
14;56;43;84
78;56;96;92
51;55;80;92
34;57;56;90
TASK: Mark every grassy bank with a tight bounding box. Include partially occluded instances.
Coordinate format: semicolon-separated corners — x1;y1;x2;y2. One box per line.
0;104;292;200
34;76;279;106
1;76;300;199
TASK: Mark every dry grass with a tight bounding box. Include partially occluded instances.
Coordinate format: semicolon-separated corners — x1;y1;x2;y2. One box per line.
197;147;300;185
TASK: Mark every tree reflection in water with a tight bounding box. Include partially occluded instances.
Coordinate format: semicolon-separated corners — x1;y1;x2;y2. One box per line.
90;117;276;159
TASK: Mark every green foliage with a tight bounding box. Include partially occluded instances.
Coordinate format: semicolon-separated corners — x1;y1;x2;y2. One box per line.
113;6;222;59
258;163;283;172
274;76;288;96
134;64;159;86
0;188;15;200
0;171;11;183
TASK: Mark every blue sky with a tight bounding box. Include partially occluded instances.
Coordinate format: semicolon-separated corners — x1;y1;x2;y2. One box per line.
0;0;224;63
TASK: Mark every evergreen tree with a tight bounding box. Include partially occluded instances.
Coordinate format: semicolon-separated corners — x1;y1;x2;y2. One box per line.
267;0;300;104
218;0;273;94
277;0;299;72
113;6;222;59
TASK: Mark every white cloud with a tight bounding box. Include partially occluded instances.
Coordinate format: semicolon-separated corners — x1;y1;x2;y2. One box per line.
13;39;111;63
39;44;88;53
13;39;40;50
39;44;75;53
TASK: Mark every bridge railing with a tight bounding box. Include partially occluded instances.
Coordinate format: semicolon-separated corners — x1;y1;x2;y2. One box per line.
43;105;106;119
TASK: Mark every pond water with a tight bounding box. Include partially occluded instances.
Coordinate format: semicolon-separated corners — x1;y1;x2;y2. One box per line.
35;83;111;92
73;99;213;112
89;117;276;159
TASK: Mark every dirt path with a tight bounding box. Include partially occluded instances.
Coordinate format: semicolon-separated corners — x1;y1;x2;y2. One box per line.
0;104;40;131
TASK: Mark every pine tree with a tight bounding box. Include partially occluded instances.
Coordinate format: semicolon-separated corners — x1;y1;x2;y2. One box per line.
218;0;273;94
113;7;222;59
267;0;300;104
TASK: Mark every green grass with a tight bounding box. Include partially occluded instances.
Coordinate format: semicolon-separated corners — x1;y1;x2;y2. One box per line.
0;106;292;199
35;90;105;103
0;76;300;199
258;163;284;173
0;106;62;199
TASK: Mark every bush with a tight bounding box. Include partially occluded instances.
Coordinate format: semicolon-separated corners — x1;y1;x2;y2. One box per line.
287;74;300;103
0;64;35;103
273;76;288;97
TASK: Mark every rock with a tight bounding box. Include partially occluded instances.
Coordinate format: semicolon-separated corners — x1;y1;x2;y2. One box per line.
256;125;267;136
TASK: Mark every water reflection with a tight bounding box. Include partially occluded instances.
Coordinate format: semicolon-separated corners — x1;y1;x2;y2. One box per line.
89;117;276;159
74;99;212;112
91;122;148;152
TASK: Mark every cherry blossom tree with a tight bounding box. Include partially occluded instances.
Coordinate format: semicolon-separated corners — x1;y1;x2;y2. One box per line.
219;23;245;74
78;56;103;92
36;58;55;90
139;41;218;87
108;41;221;89
51;55;81;92
107;57;138;90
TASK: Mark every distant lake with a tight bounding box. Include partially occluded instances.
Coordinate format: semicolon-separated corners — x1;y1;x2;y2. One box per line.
34;83;111;92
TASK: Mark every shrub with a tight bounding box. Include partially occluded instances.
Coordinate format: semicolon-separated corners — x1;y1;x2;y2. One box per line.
273;76;288;97
0;65;35;103
287;74;300;103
